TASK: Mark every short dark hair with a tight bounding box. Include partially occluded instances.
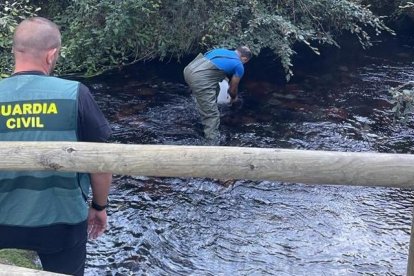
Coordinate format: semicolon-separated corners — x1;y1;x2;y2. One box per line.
236;46;252;60
13;17;61;54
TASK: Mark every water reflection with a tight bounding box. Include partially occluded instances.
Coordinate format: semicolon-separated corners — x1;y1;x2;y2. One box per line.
81;38;414;275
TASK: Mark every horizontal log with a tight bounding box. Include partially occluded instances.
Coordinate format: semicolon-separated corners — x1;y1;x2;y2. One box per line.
0;264;63;275
0;142;414;188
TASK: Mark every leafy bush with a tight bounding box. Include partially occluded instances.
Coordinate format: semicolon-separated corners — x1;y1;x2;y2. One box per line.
390;82;414;123
55;0;395;78
55;0;163;76
0;0;396;78
196;0;394;80
0;0;39;78
397;1;414;19
370;0;414;13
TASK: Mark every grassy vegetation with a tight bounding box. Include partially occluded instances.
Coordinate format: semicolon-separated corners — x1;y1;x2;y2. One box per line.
0;249;41;270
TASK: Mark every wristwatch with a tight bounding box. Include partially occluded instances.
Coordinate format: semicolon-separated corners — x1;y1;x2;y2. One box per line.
91;200;108;211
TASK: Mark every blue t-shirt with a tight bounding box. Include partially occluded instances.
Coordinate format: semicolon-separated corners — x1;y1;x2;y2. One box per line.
204;49;244;78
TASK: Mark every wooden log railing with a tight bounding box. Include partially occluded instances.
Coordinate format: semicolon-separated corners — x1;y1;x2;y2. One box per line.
0;264;63;275
2;141;414;187
1;141;414;275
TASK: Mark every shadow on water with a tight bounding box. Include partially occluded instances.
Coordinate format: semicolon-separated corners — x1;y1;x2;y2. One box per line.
76;37;414;275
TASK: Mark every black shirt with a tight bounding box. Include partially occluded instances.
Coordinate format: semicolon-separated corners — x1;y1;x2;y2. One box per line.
77;82;112;142
11;71;112;142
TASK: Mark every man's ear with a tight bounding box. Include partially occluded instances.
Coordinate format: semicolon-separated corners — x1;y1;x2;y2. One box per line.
241;57;249;64
46;48;58;65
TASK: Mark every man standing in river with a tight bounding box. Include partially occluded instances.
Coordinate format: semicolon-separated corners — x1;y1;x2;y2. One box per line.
0;17;112;276
183;46;252;145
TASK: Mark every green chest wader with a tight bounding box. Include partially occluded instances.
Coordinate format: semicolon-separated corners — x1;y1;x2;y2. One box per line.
183;54;227;142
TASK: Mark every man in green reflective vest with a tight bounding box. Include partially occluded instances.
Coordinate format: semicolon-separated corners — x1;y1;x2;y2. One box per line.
0;17;112;276
184;46;252;145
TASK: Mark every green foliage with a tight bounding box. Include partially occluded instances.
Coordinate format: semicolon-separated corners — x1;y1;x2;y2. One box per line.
0;0;395;78
359;0;414;23
389;82;414;123
54;0;394;78
30;0;70;18
400;1;414;8
397;1;414;19
0;0;39;78
196;0;394;80
55;0;163;76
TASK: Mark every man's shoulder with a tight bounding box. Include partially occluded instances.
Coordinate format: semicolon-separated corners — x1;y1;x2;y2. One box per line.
19;75;83;90
210;48;234;55
0;74;82;91
50;75;81;85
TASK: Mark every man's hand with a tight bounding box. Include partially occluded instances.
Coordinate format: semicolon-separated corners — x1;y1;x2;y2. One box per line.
230;96;238;104
228;76;241;103
87;208;107;239
228;90;238;104
88;172;112;239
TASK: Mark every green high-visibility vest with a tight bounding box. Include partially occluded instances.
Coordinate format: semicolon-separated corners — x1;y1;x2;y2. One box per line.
0;74;90;227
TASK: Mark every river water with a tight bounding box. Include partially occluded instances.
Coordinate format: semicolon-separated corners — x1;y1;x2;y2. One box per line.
80;37;414;275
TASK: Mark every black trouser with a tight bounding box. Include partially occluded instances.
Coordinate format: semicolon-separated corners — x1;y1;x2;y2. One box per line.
38;236;87;276
0;220;88;276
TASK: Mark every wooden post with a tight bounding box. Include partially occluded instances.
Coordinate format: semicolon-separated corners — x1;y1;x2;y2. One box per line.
0;141;413;188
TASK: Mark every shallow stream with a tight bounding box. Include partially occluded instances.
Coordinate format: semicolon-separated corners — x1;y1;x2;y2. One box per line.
80;37;414;275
